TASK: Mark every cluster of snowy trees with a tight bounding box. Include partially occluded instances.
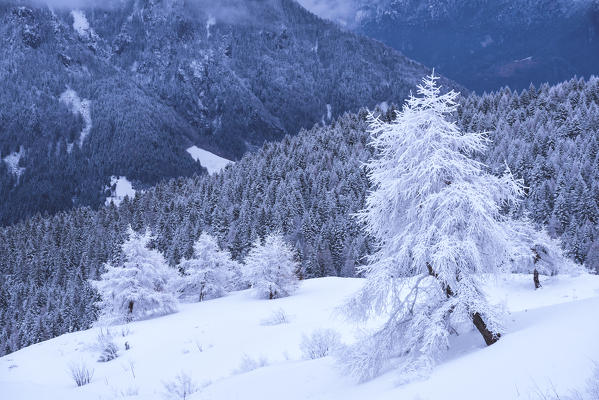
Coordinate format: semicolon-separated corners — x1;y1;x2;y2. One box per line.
1;75;597;355
92;229;298;325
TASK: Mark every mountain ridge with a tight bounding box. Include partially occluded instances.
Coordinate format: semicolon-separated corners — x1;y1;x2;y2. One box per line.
0;0;455;226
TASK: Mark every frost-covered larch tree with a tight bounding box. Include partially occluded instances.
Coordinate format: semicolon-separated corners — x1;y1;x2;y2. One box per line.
93;227;178;324
343;73;527;381
177;232;241;302
244;233;299;299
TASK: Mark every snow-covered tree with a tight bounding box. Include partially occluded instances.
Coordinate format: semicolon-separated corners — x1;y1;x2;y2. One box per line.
93;228;178;324
343;73;527;381
244;234;299;299
176;232;241;302
509;218;583;288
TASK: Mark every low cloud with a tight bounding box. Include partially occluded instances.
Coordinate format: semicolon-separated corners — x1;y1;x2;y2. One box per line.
296;0;359;25
22;0;121;9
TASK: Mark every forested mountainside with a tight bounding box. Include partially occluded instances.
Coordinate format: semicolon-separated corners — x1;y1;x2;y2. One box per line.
354;0;599;92
1;75;598;356
0;0;439;226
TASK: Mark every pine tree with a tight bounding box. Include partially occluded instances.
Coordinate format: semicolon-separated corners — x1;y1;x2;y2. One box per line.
243;234;299;299
93;227;178;324
343;73;527;381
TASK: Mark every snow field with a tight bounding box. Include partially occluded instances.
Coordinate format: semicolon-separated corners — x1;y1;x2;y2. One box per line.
1;274;598;400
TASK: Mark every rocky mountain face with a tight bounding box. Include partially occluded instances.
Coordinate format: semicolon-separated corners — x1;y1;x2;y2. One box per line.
0;0;447;226
354;0;599;92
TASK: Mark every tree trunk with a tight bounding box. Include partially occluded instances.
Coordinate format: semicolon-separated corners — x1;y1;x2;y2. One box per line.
428;263;501;346
533;268;541;290
128;300;134;314
472;312;501;345
532;248;542;290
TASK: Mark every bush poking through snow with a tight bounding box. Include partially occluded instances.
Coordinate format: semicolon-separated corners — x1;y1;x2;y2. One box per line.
96;329;119;362
69;361;94;387
538;363;599;400
260;308;291;326
234;354;269;374
162;372;199;400
300;328;342;359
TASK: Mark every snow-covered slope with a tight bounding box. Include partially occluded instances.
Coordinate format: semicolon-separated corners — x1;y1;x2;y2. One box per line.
1;274;598;399
186;146;233;175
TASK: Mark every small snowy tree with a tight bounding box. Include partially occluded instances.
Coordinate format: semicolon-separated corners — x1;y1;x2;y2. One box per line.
176;233;241;302
93;228;178;324
509;218;583;288
244;234;299;299
343;73;527;381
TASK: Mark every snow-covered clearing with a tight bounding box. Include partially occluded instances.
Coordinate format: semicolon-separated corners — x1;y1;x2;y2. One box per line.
71;10;94;39
1;274;598;400
186;146;233;175
105;176;135;206
3;146;25;178
60;89;92;148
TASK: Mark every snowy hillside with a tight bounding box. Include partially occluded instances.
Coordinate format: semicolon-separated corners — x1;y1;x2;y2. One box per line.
186;146;234;175
2;274;598;400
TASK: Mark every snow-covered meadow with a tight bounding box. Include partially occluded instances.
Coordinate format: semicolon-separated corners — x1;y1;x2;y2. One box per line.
1;273;598;400
186;146;233;175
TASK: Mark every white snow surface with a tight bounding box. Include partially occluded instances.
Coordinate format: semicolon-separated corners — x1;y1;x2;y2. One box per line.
60;89;92;148
186;146;233;175
2;274;599;400
71;10;93;39
105;176;135;206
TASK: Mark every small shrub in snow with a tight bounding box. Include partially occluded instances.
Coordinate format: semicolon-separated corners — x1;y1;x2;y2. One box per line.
69;361;94;387
111;385;139;398
244;234;299;299
234;354;269;374
162;372;199;400
96;329;119;362
587;364;599;399
300;328;341;359
98;341;119;362
260;308;290;326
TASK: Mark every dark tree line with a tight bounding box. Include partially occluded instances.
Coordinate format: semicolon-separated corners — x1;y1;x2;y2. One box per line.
0;0;437;226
